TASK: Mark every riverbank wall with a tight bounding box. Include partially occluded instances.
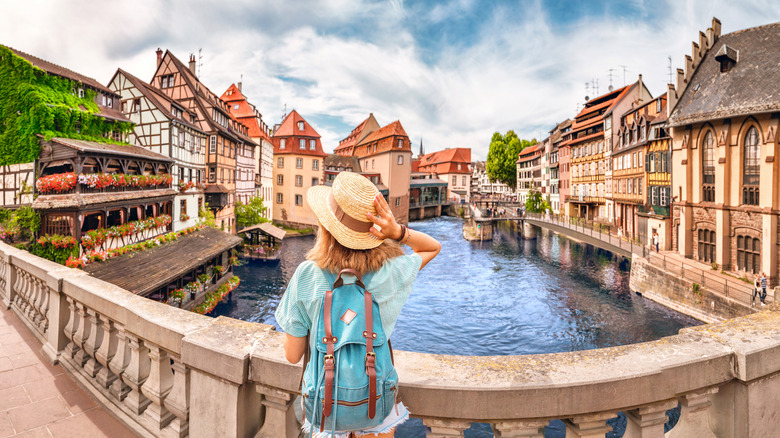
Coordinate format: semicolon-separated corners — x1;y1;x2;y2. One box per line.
630;255;755;323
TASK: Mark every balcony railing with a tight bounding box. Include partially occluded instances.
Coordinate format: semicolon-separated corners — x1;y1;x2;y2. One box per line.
2;242;780;437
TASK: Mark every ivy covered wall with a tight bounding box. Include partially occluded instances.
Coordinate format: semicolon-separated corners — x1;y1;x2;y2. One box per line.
0;46;134;165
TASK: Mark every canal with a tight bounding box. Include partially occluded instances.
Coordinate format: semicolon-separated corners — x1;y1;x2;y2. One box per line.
213;216;700;437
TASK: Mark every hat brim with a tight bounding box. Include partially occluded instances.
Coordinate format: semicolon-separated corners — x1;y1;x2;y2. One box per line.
306;185;384;250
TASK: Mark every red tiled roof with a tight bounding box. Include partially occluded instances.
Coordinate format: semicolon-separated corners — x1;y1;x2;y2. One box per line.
358;120;408;145
416;147;471;174
518;144;541;156
351;120;412;157
112;68;201;131
274;109;322;138
336;114;375;153
271;110;326;157
220;84;270;141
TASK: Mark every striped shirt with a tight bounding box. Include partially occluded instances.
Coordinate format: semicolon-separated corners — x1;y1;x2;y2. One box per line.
761;276;767;288
275;253;423;338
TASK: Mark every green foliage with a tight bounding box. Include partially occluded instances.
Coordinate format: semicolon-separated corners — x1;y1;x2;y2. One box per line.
0;206;40;241
692;282;702;296
235;196;269;229
29;237;78;265
486;130;537;190
0;46;134;165
198;203;218;229
524;189;551;213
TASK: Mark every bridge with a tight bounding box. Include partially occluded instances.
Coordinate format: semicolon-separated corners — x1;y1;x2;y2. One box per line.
2;241;780;437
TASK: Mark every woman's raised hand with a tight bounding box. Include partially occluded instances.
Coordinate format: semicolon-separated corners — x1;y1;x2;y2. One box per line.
366;195;402;240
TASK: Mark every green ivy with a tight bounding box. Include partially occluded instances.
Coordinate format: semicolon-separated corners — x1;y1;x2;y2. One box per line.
0;46;134;165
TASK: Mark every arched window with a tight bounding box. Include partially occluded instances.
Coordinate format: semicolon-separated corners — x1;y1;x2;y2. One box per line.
737;235;761;274
702;131;715;202
697;229;716;263
743;126;760;205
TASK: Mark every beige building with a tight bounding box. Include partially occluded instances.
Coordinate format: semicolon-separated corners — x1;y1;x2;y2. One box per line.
271;110;326;228
669;18;780;284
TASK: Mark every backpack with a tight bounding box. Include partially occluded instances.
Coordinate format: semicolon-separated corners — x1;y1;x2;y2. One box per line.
301;268;398;435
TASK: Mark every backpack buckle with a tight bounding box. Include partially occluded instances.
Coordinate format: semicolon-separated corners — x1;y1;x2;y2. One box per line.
365;352;376;363
323;354;335;363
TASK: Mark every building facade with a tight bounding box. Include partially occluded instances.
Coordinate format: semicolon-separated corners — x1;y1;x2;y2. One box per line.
271;110;326;227
669;18;780;284
470;161;512;201
516;144;541;205
108;69;206;231
415;148;472;204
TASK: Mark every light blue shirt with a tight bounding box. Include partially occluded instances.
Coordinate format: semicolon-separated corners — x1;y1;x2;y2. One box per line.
275;253;423;338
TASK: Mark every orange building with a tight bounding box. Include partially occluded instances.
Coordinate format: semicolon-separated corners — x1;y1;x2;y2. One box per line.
415;148;472;203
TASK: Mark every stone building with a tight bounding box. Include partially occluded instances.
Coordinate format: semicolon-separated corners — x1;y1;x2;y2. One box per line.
516;143;542;205
669;18;780;283
335;116;413;224
470;161;512;200
415;148;472;204
108;68;206;231
151;50;254;233
271;110;326;228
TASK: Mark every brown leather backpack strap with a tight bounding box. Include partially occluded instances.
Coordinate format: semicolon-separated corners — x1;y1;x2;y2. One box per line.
334;268;365;289
321;289;337;430
363;288;377;419
387;340;401;406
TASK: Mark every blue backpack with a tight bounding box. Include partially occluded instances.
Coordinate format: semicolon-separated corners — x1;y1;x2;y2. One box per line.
301;268;399;435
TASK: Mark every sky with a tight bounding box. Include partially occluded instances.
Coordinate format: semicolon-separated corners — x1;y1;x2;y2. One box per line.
2;0;779;160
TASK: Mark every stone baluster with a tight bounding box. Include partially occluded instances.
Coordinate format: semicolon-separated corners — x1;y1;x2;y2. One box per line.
423;418;472;438
141;344;174;428
122;333;151;415
14;269;28;313
27;273;40;324
492;420;547;437
623;400;676;438
72;303;92;367
82;309;104;377
563;412;616;438
0;256;11;308
35;278;50;333
254;385;298;438
109;325;131;401
10;266;22;309
95;317;118;389
164;356;190;438
62;297;81;359
666;388;718;438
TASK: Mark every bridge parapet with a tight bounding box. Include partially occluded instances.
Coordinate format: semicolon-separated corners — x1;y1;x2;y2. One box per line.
2;241;780;437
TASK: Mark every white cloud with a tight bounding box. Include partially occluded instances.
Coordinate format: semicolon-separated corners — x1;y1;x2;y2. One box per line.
1;0;779;160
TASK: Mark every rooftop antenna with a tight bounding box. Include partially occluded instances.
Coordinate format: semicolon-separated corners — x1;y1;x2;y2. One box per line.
608;68;615;91
594;78;599;95
584;82;590;102
197;48;203;77
667;56;673;84
282;103;287;121
619;65;628;86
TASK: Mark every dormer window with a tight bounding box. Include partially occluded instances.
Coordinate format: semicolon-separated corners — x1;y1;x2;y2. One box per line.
298;121;304;130
715;44;738;73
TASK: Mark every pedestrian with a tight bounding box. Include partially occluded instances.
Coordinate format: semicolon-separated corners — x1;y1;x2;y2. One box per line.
652;230;659;253
276;171;441;437
761;272;768;305
753;274;762;307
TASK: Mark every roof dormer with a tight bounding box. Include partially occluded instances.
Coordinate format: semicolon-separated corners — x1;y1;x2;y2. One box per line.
714;44;738;73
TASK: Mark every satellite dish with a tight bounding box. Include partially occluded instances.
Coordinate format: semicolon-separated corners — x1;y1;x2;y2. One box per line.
609;85;614;92
584;96;590;101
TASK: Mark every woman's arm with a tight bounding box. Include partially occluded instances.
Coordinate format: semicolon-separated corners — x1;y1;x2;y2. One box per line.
283;333;307;364
367;195;441;269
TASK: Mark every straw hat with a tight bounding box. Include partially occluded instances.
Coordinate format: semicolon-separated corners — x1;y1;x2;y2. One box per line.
307;171;383;250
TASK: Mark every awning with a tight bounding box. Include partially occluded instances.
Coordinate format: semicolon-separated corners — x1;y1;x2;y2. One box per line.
238;222;286;240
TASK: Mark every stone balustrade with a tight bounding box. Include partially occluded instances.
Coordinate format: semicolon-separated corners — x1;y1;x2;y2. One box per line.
1;240;779;438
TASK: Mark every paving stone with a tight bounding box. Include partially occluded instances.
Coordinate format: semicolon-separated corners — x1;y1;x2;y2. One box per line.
0;366;44;391
7;398;71;433
0;412;14;438
0;358;11;373
0;342;29;357
12;427;52;438
47;409;138;438
58;389;97;415
24;375;79;403
0;332;24;346
0;386;30;412
8;353;38;370
34;362;64;379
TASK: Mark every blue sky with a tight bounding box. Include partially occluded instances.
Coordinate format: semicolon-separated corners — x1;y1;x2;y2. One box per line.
2;0;779;159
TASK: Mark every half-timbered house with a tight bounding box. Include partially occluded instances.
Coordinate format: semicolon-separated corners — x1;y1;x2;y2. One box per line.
151;50;254;233
108;68;207;231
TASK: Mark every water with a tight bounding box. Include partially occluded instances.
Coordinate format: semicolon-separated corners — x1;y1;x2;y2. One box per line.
212;216;699;436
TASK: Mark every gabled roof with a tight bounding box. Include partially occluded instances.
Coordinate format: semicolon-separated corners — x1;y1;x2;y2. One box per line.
111;68;202;132
358;120;408;145
324;154;361;171
220;83;270;141
416;148;471;174
668;22;780;127
5;46;115;95
273;109;321;138
335;114;380;153
47;137;172;162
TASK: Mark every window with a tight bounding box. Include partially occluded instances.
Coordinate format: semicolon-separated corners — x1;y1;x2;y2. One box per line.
397;155;403;165
277;175;283;185
651;186;659;205
300;139;306;149
743;126;760;205
312;177;318;186
220;169;224;183
296;158;303;169
276;193;283;204
295;175;303;187
462;176;467;186
234;104;240;110
209;166;216;183
277;157;284;168
160;74;174;89
310;139;316;151
295;194;303;206
737;236;761;274
180;200;187;217
395;197;401;207
312;160;319;171
298;121;304;131
398;139;403;148
371;159;375;169
133;99;141;113
697;229;716;263
702;131;715;202
280;139;286;149
452;175;457;185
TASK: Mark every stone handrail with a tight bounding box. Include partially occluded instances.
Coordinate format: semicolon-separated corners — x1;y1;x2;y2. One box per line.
2;241;780;437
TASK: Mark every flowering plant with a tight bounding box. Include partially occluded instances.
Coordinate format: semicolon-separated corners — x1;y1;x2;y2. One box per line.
78;173;172;189
167;288;186;305
193;276;240;315
180;214;190;221
178;181;205;192
36;173;77;193
81;214;172;249
37;234;78;249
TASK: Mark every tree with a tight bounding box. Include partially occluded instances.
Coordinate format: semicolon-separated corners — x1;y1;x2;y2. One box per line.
486;131;537;190
525;189;551;213
235;196;269;229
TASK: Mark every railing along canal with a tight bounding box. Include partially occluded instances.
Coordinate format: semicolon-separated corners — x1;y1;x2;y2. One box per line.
1;241;779;437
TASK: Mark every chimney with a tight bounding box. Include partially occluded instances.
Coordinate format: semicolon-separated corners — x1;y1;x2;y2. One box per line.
156;48;162;69
189;54;197;76
237;82;242;92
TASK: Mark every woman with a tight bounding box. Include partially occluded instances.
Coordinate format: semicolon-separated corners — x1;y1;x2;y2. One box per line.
276;171;441;438
754;274;762;307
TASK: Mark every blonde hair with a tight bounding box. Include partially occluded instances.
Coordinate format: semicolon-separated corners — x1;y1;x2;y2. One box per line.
306;224;404;276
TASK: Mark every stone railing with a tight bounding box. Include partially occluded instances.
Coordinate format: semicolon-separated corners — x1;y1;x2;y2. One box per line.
2;241;780;437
